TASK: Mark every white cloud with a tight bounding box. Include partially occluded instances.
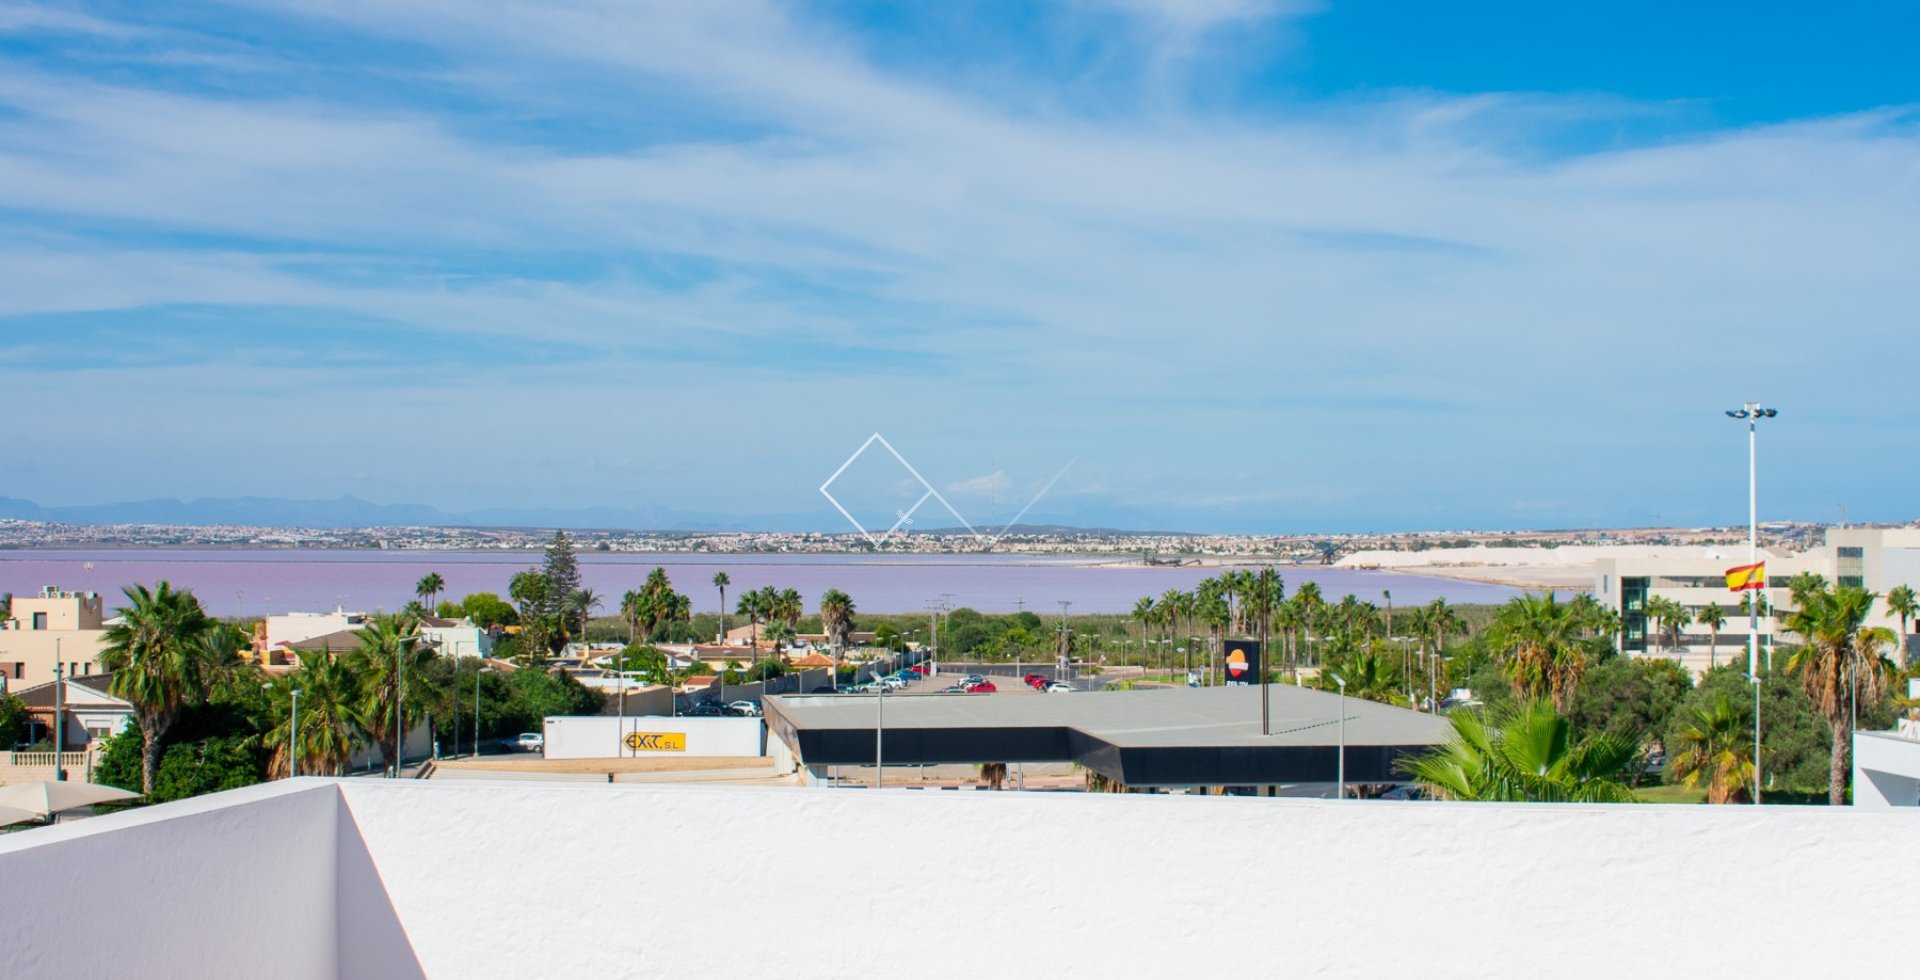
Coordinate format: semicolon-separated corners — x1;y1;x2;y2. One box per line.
947;470;1012;498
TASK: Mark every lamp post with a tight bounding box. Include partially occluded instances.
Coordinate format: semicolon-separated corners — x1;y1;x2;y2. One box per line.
1328;672;1347;800
290;688;301;777
472;666;493;759
1726;403;1777;804
51;657;65;782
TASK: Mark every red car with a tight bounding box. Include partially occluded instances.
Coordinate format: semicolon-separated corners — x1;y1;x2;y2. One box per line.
965;680;997;693
909;663;933;675
1022;674;1046;688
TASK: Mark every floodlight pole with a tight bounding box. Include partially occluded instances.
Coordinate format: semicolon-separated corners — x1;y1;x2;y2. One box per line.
1728;403;1776;804
52;656;65;782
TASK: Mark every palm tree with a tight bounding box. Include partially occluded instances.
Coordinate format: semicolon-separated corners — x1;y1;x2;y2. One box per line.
1294;582;1325;667
568;588;602;653
348;614;438;772
265;653;366;777
712;571;731;642
819;589;855;661
1423;597;1467;702
1401;700;1637;803
619;589;645;644
737;590;766;652
415;572;445;615
1246;569;1283;683
1696;603;1728;668
99;582;229;795
1130;597;1156;668
1485;592;1593;712
1887;584;1918;666
777;588;804;629
1784;583;1896;804
1315;647;1405;705
1668;694;1755;804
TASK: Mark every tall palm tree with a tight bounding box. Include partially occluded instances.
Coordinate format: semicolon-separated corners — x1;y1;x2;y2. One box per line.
568;588;602;652
1294;582;1325;667
819;589;855;660
1130;596;1156;668
415;572;445;615
1696;603;1728;668
619;589;645;644
1158;588;1187;674
1668;694;1755;804
1784;583;1896;804
348;614;438;772
1887;584;1918;666
737;590;767;652
1401;700;1637;803
1485;592;1593;713
100;582;227;795
1423;597;1467;702
1246;569;1283;683
712;571;732;642
265;653;366;777
776;588;804;629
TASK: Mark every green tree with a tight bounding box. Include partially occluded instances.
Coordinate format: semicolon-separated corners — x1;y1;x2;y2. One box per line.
1485;592;1596;712
871;622;903;653
263;653;367;777
1316;646;1406;705
542;530;581;606
1567;655;1690;763
819;589;855;658
457;592;516;628
1887;584;1917;666
1402;700;1637;803
1696;603;1728;668
1784;584;1896;804
99;582;244;795
1667;694;1755;804
415;572;445;614
0;692;29;748
346;614;441;771
712;571;731;642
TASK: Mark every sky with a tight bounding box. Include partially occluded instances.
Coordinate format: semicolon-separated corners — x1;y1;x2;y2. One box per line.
1;0;1916;534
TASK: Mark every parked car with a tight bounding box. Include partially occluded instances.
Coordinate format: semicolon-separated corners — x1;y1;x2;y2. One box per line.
727;700;762;717
1025;675;1048;688
501;732;544;753
686;701;729;717
880;677;908;691
908;663;932;675
940;685;968;694
808;685;839;694
963;674;987;686
1043;682;1073;693
964;680;997;693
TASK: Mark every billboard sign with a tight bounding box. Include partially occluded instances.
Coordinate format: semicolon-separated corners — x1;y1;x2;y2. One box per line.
623;731;687;752
1222;640;1261;686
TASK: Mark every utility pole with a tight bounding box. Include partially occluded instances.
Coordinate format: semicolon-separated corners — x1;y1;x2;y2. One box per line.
1057;601;1072;681
52;656;66;782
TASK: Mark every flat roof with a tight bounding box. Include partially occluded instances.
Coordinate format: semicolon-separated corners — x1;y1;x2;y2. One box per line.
764;684;1451;788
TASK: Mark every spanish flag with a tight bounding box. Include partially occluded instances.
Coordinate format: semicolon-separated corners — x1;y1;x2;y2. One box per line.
1725;562;1767;592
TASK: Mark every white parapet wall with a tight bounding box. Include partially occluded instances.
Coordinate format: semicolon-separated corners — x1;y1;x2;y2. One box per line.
4;778;1920;978
542;714;764;759
1855;729;1920;807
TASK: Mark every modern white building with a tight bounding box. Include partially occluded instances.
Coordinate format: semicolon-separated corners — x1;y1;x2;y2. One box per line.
1594;527;1920;674
0;778;1916;977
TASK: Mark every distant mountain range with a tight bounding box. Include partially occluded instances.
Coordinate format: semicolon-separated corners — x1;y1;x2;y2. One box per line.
0;494;1194;536
0;494;824;533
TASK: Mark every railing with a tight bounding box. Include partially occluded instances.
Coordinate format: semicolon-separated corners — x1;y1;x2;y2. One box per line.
2;751;101;768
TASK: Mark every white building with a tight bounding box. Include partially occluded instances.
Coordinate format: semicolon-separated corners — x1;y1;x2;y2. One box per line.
1594;527;1920;674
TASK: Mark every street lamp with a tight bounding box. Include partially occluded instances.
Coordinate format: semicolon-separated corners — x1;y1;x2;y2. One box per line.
1726;403;1778;804
1327;672;1348;800
472;666;494;759
873;682;886;790
290;688;301;777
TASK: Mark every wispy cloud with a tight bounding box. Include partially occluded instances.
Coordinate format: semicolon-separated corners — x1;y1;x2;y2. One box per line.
0;1;1913;528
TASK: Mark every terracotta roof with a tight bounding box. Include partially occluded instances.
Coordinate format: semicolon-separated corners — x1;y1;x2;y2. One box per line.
788;652;836;668
684;675;720;689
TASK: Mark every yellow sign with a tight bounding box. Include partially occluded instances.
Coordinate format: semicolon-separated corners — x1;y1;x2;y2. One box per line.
623;731;686;752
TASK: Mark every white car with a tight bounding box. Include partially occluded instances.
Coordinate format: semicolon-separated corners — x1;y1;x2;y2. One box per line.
879;677;908;691
1044;682;1074;693
503;732;544;752
727;700;762;717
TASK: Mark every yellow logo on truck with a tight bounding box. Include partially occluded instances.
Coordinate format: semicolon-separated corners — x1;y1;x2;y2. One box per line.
623;732;687;752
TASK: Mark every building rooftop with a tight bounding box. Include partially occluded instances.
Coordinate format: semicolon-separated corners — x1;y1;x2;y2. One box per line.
765;684;1452;787
0;778;1910;977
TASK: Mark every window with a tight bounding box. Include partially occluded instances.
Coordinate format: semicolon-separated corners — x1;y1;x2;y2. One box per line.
1838;546;1864;558
1840;576;1865;588
32;612;47;630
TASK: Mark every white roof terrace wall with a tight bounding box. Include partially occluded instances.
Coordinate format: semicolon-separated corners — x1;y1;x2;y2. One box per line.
6;779;1920;977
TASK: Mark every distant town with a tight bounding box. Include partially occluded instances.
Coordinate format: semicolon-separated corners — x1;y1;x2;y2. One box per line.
0;515;1839;559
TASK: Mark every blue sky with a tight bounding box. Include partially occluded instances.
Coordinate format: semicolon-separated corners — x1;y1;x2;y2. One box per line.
1;0;1916;533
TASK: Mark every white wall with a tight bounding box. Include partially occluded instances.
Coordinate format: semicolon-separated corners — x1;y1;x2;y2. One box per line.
337;780;1920;979
542;715;764;760
1854;731;1920;808
0;781;341;980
